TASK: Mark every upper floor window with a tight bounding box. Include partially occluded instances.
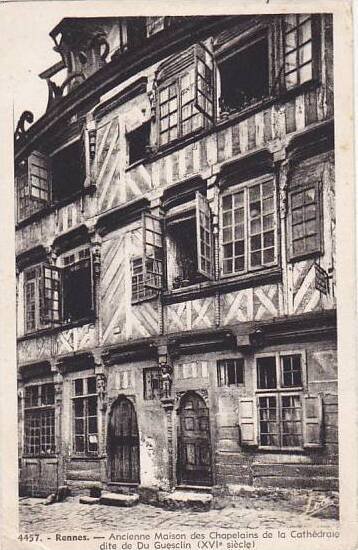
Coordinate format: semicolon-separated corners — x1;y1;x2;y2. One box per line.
157;43;214;147
127;122;151;166
16;133;86;223
24;382;55;456
166;192;214;289
23;246;94;334
283;15;313;90
51;140;86;203
146;17;166;37
61;246;94;323
218;30;269;114
221;178;277;276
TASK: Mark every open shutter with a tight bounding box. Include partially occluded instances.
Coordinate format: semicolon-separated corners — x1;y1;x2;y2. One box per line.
302;394;323;448
40;265;61;326
196;192;214;280
238;398;258;446
80;125;89;188
194;43;215;122
143;212;163;293
28;151;50;204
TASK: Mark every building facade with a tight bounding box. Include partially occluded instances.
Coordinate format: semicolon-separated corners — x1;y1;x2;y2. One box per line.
15;15;337;499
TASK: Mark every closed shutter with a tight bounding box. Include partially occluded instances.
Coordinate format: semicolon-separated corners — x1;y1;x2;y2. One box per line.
196;192;214;280
302;394;323;448
238;398;258;446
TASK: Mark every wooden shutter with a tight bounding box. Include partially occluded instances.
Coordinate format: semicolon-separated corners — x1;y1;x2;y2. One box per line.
80;125;89;188
28;151;50;203
196;192;214;280
143;212;163;291
238;398;258;446
40;265;61;326
302;394;323;448
194;43;215;122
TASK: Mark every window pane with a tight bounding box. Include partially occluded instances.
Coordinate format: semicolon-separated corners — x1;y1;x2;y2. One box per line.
281;395;302;447
259;396;279;446
299;63;312;84
87;377;97;395
88;396;97;416
74;379;83;396
257;357;277;389
282;355;302;387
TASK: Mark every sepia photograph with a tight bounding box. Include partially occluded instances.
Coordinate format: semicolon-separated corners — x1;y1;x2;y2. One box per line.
0;1;356;549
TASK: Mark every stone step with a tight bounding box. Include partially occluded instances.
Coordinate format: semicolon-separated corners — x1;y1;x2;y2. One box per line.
99;492;139;507
159;490;212;512
79;496;100;505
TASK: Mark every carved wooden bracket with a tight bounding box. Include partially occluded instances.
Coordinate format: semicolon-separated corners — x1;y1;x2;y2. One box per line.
14;111;34;142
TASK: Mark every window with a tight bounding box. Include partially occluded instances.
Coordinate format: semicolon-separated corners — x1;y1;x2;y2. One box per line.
51;140;86;203
127;122;150;165
146;16;166;36
24;264;60;333
62;247;94;323
143;368;161;400
221;179;277;276
283;15;313;90
17;131;87;222
217;359;244;386
167;192;213;289
24;383;55;456
256;353;304;449
131;213;163;303
72;376;98;455
219;32;269;113
17;152;50;221
288;184;321;259
157;43;214;147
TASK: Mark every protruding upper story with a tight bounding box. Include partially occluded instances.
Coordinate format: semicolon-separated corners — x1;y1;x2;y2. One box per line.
15;14;335;358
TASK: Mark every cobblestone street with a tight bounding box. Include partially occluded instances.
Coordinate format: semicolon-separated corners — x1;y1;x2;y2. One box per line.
19;497;339;533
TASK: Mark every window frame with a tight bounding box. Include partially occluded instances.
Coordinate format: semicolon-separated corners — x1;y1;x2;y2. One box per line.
217;26;272;114
23;382;56;458
143;367;161;400
217;358;245;387
219;175;279;279
71;376;98;457
255;350;307;451
59;245;95;324
287;181;323;262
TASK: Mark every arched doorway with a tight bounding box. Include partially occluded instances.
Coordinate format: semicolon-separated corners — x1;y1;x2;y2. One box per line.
177;392;212;486
108;397;140;483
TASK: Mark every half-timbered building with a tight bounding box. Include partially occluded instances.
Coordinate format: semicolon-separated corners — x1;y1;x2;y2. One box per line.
15;14;337;499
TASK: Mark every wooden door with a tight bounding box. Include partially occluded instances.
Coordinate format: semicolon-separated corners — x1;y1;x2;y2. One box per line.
20;458;58;497
108;397;140;483
177;392;212;486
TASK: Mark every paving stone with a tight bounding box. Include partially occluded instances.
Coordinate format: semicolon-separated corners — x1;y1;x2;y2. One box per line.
100;492;139;507
79;496;100;505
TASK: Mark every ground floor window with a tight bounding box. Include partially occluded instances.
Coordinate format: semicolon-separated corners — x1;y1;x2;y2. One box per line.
72;376;98;455
217;358;244;386
258;393;303;448
24;383;55;456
